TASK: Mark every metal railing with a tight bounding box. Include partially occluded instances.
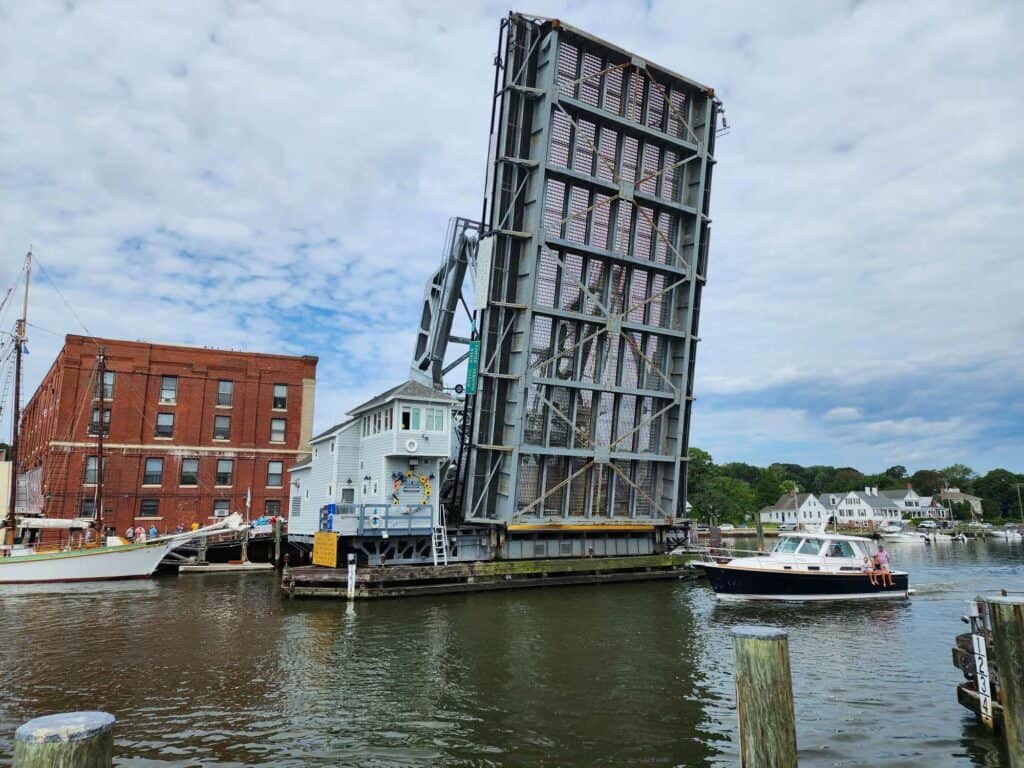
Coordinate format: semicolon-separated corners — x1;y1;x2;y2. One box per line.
330;504;435;537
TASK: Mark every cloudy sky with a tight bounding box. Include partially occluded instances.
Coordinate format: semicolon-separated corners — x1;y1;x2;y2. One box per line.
1;1;1021;473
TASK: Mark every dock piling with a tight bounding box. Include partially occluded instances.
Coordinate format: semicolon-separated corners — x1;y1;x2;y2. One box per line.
984;595;1024;766
732;625;798;768
273;518;282;566
14;711;115;767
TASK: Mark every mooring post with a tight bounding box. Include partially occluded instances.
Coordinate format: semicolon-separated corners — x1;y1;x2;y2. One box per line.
732;625;798;768
755;516;765;552
984;595;1024;766
346;553;357;600
14;711;115;768
239;528;249;564
273;518;282;566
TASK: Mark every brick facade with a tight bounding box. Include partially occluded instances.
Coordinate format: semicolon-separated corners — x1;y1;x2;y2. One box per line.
17;335;317;536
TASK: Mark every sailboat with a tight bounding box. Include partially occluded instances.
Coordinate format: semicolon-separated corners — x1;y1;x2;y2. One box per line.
0;251;247;583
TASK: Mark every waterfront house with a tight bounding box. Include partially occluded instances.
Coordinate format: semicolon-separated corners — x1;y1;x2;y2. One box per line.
758;492;828;526
834;488;901;529
287;380;456;543
939;488;984;518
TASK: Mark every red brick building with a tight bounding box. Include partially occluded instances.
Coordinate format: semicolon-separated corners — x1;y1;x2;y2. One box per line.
17;335;317;535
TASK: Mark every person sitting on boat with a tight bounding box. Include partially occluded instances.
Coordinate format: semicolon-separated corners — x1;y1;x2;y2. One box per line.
875;545;894;587
862;556;878;586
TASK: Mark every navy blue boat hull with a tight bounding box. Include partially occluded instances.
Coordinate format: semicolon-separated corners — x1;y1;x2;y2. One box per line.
696;563;910;601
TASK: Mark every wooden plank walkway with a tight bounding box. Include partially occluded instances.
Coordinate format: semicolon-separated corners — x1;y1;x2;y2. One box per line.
282;553;696;599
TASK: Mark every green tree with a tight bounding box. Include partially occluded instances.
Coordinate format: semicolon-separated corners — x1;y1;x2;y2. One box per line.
718;462;761;486
754;468;784;508
832;467;865;492
975;469;1024;518
884;465;908;481
686;447;716;499
909;469;943;496
940;464;976;491
693;475;756;525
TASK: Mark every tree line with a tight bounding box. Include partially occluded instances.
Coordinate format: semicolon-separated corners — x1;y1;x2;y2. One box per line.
686;448;1024;524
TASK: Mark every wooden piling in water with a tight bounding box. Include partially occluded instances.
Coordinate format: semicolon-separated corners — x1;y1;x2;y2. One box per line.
14;711;115;767
985;595;1024;766
732;625;798;768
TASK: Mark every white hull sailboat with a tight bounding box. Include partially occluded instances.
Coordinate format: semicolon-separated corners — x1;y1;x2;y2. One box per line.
0;515;246;585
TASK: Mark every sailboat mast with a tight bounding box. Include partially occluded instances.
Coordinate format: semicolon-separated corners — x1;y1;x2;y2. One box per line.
5;251;31;546
95;347;106;537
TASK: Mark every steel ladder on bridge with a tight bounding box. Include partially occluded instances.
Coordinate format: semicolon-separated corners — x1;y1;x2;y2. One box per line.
431;509;450;567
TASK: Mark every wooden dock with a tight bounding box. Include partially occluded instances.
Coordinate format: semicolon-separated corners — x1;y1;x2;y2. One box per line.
283;553;696;599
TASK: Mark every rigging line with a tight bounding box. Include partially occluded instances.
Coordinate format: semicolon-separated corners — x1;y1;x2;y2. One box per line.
26;322;61;336
31;252;92;337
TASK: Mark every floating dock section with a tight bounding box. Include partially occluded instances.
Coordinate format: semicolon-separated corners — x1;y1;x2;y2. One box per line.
284;553;695;599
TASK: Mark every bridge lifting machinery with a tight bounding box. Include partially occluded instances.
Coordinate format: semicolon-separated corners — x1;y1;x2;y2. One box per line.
410;12;723;559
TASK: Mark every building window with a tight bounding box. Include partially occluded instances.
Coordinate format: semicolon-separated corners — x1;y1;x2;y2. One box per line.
384;408;392;430
160;375;178;404
143;457;164;485
329;441;334;453
215;459;234;486
139;499;160;517
94;371;115;400
400;406;420;430
341;487;355;503
425;407;445;431
87;408;111;436
267;460;283;487
217;380;234;407
214;415;231;440
270;418;286;443
83;456;105;485
265;499;281;516
80;498;97;518
273;384;287;410
155;412;175;437
213;499;230;518
180;458;199;486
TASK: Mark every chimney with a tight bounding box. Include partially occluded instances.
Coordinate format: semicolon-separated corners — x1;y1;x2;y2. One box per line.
864;486;871;495
873;486;878;496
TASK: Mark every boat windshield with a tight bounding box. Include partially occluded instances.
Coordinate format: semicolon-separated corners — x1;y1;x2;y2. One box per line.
824;540;856;558
797;538;824;555
773;537;803;554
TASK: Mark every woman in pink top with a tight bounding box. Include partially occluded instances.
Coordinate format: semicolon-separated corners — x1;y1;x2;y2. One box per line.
875;546;894;587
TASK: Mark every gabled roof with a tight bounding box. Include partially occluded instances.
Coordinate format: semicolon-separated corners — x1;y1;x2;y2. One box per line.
880;489;914;500
309;418;357;444
288;456;312;471
348;379;455;416
774;492;816;508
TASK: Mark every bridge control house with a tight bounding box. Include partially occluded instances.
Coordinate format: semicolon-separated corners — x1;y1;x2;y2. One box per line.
287;380;488;564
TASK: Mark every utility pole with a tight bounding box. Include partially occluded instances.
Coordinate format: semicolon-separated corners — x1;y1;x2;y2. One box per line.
1016;483;1023;524
95;347;106;539
4;251;31;547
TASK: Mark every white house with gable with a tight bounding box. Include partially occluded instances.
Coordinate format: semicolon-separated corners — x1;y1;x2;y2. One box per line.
288;380;456;541
834;487;902;528
759;493;828;527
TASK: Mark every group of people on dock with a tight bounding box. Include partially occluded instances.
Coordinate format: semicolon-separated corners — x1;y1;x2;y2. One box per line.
123;521;201;543
863;545;894;587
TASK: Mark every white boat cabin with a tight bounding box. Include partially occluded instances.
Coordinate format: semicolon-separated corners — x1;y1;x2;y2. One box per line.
731;532;885;572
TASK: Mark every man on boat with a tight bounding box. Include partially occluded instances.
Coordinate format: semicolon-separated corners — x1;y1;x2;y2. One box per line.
875;545;894;587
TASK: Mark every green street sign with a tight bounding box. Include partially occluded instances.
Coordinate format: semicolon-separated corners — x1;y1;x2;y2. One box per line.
465;340;481;395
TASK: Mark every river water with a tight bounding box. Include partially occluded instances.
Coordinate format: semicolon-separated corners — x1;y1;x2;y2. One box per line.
0;538;1021;767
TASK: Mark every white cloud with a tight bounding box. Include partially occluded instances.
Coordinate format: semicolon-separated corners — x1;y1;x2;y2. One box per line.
0;1;1020;474
824;407;861;423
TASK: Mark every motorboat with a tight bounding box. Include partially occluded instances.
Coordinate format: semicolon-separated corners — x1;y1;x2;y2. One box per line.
695;532;910;602
878;522;928;544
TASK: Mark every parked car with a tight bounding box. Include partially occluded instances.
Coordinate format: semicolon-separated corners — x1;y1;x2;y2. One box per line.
718;523;736;531
779;522;798;532
918;520;938;530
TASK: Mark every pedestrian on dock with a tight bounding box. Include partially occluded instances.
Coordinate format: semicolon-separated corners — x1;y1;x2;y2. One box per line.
875;545;894;587
125;526;135;543
135;525;146;543
148;524;158;539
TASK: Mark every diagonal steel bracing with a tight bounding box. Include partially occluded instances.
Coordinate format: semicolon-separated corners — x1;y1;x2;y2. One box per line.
465;13;720;526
